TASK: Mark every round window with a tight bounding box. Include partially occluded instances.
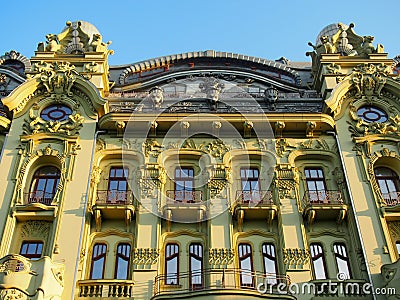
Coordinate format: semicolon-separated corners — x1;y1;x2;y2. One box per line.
357;106;387;123
41;104;72;122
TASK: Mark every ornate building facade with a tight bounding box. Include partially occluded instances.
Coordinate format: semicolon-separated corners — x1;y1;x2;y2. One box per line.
0;21;399;299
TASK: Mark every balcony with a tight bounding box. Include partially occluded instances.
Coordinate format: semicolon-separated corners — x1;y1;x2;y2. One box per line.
78;279;134;298
14;192;57;221
24;191;54;205
0;254;64;299
301;191;347;224
162;191;206;223
92;190;135;231
233;191;278;227
153;268;294;300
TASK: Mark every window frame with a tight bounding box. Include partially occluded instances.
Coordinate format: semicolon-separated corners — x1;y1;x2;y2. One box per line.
90;243;107;280
29;166;61;204
114;243;131;280
189;243;203;289
174;167;195;202
333;243;352;279
374;167;400;203
304;167;327;202
262;243;278;285
238;243;254;287
20;241;44;260
165;243;179;285
396;241;400;256
310;243;328;280
107;166;129;203
240;167;261;202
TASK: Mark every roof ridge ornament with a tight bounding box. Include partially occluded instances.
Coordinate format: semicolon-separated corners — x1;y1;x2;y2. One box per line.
306;23;385;77
36;21;113;56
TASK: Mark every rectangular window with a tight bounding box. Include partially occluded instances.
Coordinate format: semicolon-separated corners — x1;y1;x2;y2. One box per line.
20;241;43;260
115;243;131;280
90;243;107;279
238;243;254;287
240;168;260;202
333;243;352;279
305;168;327;202
165;243;179;285
174;167;194;202
310;243;327;279
108;167;129;203
262;243;278;285
189;243;203;289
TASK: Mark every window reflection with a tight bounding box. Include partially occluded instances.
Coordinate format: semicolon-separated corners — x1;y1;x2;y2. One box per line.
310;243;327;279
165;243;179;285
115;243;131;279
90;243;107;279
238;243;253;287
189;243;203;289
262;243;278;285
333;243;351;279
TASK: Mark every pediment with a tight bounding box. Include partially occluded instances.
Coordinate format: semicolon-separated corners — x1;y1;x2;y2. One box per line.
1;61;107;119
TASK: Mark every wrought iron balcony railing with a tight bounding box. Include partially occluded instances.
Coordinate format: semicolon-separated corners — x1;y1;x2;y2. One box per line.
381;192;400;206
24;191;54;206
302;190;343;208
153;268;290;296
96;190;134;205
165;190;203;204
235;190;273;206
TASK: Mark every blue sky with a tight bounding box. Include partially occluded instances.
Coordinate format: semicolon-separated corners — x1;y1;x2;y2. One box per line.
2;0;398;66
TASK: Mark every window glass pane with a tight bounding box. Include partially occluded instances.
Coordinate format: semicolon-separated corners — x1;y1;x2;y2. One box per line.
378;180;389;193
336;258;351;278
314;257;327;279
386;181;397;193
396;242;400;255
166;257;178;284
310;243;327;280
91;258;105;279
36;179;46;191
115;258;129;279
109;181;118;190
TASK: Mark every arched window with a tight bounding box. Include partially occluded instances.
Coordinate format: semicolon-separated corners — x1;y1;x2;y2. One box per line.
333;243;351;279
90;243;107;279
310;243;327;280
305;168;327;202
115;243;131;279
165;243;179;285
374;167;400;206
189;243;203;289
29;166;60;205
262;243;278;285
238;243;253;287
396;241;400;255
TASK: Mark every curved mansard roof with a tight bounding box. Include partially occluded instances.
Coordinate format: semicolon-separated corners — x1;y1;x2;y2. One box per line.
111;50;304;89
